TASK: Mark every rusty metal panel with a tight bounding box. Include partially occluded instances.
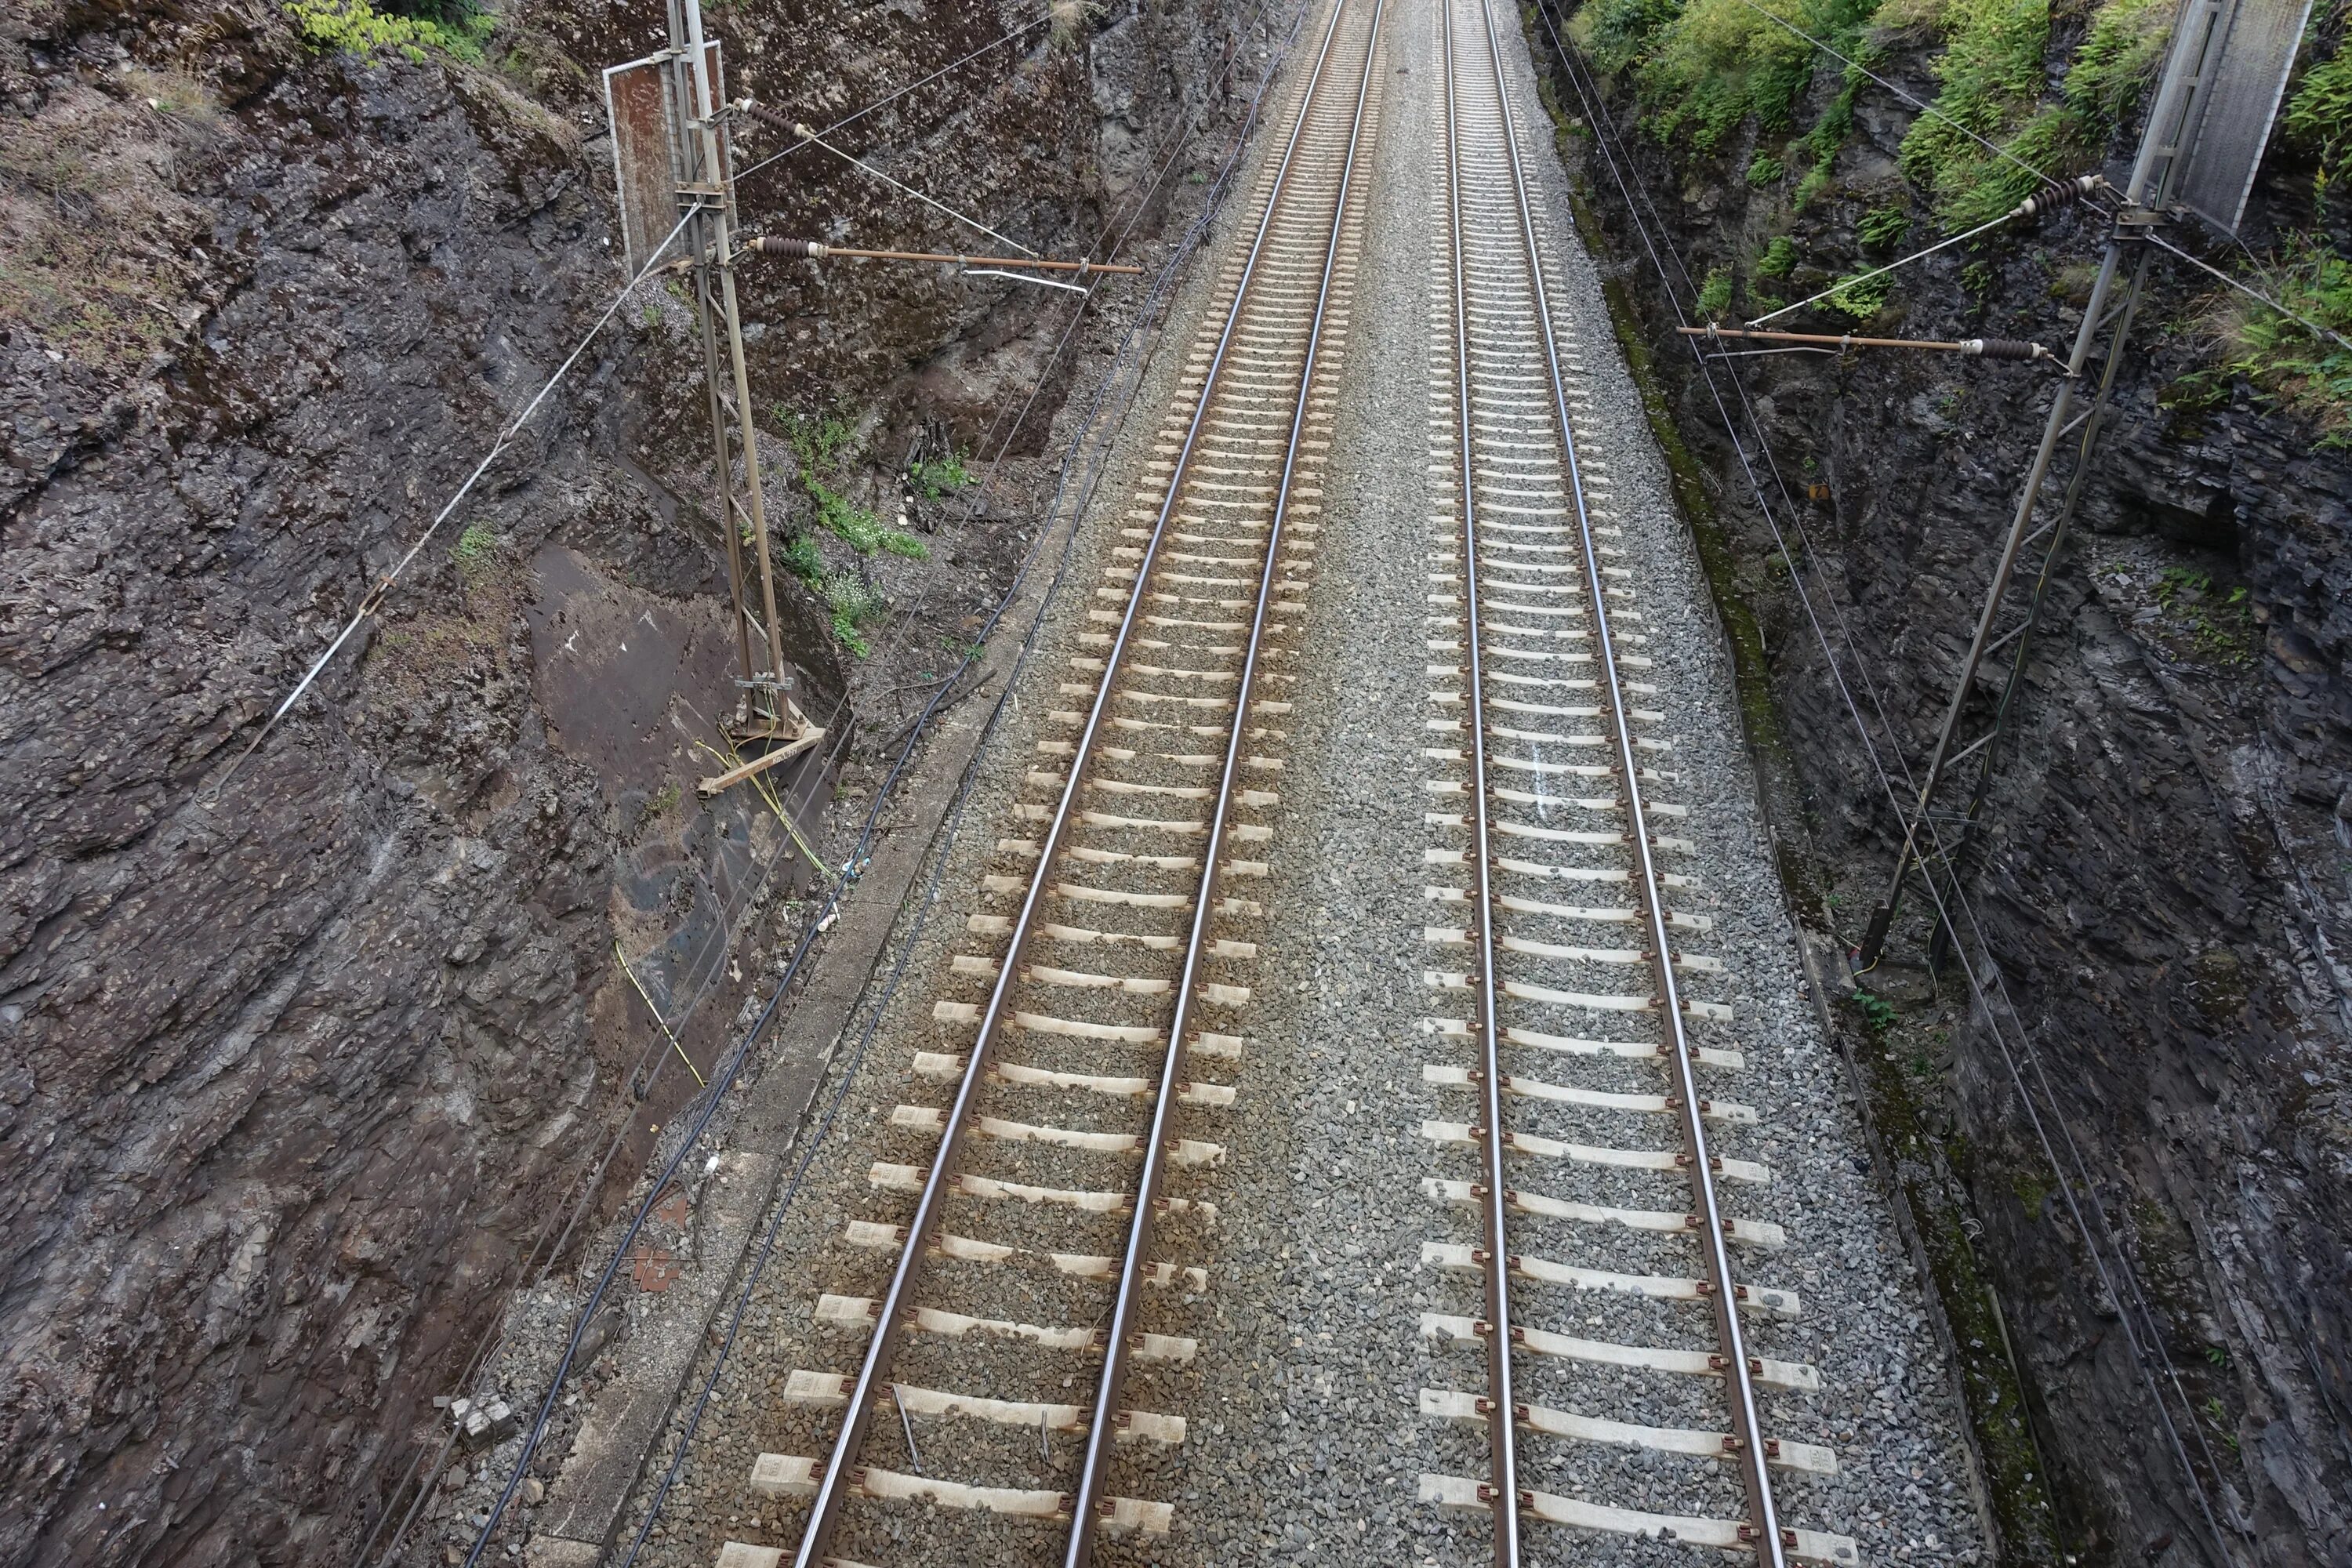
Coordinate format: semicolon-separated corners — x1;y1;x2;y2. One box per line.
604;52;681;276
2175;0;2314;234
702;43;735;221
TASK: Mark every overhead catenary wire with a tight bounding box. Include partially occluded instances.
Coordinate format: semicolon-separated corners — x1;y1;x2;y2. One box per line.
778;118;1041;256
727;16;1052;191
1531;7;2244;1558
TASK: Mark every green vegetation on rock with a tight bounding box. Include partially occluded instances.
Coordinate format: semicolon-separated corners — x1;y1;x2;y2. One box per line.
1896;0;2172;227
909;451;972;498
1697;265;1735;317
284;0;493;64
775;406;928;655
2191;239;2352;445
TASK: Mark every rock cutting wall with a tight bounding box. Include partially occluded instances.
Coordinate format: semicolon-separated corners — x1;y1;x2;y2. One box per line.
1530;13;2352;1567
0;0;1257;1560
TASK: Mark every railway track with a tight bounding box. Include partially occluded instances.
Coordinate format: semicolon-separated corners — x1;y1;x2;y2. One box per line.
1410;0;1861;1562
719;1;1387;1563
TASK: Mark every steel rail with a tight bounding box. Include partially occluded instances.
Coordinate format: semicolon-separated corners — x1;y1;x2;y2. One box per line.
1459;0;1789;1561
1062;1;1385;1555
786;2;1361;1562
1439;0;1521;1558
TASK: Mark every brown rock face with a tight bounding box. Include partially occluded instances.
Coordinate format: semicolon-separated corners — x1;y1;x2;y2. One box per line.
0;0;1255;1560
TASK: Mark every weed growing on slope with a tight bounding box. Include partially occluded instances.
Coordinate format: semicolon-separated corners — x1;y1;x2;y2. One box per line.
285;0;493;63
775;406;928;654
1585;0;1879;173
452;520;497;581
1698;267;1735;317
1857;202;1911;249
2188;238;2352;445
2285;39;2352;211
908;451;972;498
1824;266;1895;318
2154;567;2257;665
1757;234;1800;276
822;573;888;656
1899;0;2172;227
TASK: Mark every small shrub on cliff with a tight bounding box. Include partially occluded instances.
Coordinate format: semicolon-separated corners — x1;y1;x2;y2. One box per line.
1857;202;1911;249
2285;44;2352;210
284;0;491;63
1756;234;1800;276
1898;0;2172;228
1697;267;1734;318
783;408;927;561
452;521;497;580
2193;238;2352;447
1589;0;1878;169
822;573;888;656
909;452;971;498
1824;266;1894;318
1747;153;1787;185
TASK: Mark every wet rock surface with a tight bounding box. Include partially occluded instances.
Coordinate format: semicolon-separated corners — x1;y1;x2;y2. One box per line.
0;0;1256;1562
1532;20;2352;1568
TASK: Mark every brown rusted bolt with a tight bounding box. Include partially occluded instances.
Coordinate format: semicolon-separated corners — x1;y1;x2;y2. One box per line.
1765;1438;1782;1457
1151;1195;1170;1212
1695;1279;1715;1296
1472;1319;1493;1337
1508;1325;1527;1343
1470;1182;1490;1198
1476;1483;1496;1503
1748;1356;1765;1374
1474;1396;1494;1414
1512;1402;1530;1421
1505;1254;1523;1270
1116;1411;1134;1428
1721;1435;1744;1452
1733;1283;1751;1300
1782;1529;1800;1547
1519;1490;1535;1508
1674;1152;1693;1168
1708;1353;1728;1370
1737;1524;1759;1542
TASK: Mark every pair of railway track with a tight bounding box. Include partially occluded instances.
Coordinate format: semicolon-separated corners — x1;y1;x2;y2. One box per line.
713;0;1860;1563
1411;0;1857;1563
